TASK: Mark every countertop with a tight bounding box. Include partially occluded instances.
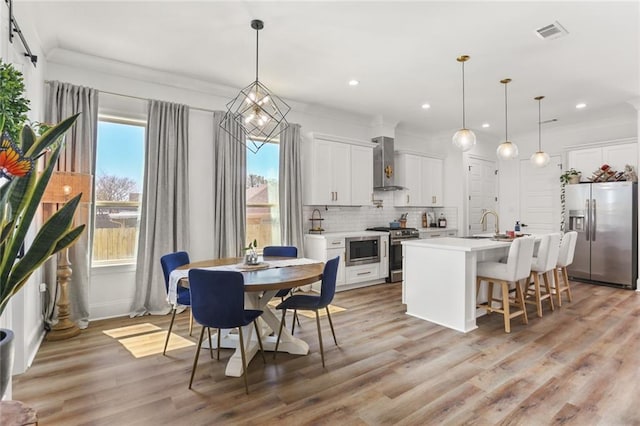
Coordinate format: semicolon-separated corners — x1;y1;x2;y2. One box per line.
304;230;389;239
402;236;513;252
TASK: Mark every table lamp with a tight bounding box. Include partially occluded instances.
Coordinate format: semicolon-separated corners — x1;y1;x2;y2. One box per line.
41;171;92;341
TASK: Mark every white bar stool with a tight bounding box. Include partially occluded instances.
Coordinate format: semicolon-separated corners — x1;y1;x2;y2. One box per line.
553;231;578;306
526;233;561;317
476;237;536;333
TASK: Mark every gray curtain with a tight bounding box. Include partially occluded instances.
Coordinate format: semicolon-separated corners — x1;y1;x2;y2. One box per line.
212;111;246;258
131;100;190;316
44;81;98;329
279;123;304;256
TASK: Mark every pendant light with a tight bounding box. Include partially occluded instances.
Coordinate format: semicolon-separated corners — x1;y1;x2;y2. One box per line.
530;95;551;167
221;19;291;154
452;55;476;152
496;78;518;160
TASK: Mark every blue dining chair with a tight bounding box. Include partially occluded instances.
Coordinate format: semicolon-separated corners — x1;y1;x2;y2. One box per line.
160;251;193;355
274;256;340;368
263;245;301;330
188;269;265;394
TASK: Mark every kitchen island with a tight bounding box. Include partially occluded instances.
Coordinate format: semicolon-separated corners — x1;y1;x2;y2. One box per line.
402;237;512;332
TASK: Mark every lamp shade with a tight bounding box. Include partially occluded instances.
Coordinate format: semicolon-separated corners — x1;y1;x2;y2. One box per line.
41;171;92;204
496;141;519;160
530;151;551;167
452;128;476;152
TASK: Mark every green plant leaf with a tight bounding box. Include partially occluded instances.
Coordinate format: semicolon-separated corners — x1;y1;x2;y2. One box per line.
25;114;79;159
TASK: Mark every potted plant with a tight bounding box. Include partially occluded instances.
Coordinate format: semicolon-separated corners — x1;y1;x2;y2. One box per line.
560;168;581;185
0;62;85;399
244;239;258;265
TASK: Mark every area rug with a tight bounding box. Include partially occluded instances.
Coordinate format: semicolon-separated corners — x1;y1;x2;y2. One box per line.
103;323;195;358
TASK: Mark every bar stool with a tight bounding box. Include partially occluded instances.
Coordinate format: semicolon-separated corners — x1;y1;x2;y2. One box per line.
526;233;561;317
553;231;578;307
476;237;536;333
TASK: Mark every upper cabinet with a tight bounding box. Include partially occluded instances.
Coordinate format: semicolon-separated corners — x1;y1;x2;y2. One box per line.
303;133;375;206
393;152;444;207
567;142;637;180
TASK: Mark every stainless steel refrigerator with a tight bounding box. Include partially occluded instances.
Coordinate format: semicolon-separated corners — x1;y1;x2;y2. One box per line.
566;181;637;289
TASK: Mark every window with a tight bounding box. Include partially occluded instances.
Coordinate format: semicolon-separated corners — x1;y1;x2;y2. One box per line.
92;118;145;266
246;142;280;251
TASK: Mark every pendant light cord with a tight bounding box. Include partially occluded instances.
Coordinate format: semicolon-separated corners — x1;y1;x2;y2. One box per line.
504;82;508;142
255;26;259;82
538;98;542;151
461;61;466;128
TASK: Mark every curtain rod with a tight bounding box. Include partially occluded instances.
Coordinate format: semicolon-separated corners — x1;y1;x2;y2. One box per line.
44;80;217;114
6;0;37;66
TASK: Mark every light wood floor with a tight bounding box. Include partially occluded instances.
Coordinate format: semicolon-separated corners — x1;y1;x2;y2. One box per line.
14;281;640;425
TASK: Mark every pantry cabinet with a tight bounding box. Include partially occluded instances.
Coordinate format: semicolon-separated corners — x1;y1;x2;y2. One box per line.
394;152;444;207
303;133;375;206
567;143;637;180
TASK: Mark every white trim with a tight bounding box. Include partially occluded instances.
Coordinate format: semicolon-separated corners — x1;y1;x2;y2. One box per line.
306;132;376;148
395;149;445;160
564;137;637;151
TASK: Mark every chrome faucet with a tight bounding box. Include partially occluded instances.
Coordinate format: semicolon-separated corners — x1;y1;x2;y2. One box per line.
480;209;500;235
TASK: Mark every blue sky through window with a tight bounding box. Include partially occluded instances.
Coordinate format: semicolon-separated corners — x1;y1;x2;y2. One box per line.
247;142;279;180
96;121;145;192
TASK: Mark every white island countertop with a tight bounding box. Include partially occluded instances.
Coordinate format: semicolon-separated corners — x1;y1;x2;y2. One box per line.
402;237;511;252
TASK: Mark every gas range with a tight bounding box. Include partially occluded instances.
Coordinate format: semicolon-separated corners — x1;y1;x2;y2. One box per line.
367;227;420;282
367;227;420;239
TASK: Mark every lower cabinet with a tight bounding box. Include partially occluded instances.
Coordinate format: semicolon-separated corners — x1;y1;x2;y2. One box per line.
326;247;346;286
345;263;380;284
419;230;458;239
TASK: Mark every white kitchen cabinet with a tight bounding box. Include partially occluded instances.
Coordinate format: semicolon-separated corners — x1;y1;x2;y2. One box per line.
350;144;374;206
304;235;346;286
419;229;457;239
303;134;375;206
394;152;444;207
567;143;637;180
345;263;380;284
422;157;444;207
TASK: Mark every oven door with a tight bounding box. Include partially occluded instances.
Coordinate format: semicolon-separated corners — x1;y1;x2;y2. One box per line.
389;240;403;272
346;237;380;266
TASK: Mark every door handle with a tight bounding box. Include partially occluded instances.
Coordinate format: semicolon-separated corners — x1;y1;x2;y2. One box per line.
432;196;436;204
407;194;410;204
383;241;387;257
585;199;590;241
591;199;596;241
357;271;372;276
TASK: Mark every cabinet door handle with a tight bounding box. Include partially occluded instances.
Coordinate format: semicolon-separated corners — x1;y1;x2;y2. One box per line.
384;241;387;257
432;196;436;204
335;191;338;201
357;271;372;276
331;241;342;245
407;194;410;204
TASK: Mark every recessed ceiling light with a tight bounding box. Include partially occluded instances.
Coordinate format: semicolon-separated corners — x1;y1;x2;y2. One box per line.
421;103;431;109
482;123;490;128
576;103;587;109
348;79;359;86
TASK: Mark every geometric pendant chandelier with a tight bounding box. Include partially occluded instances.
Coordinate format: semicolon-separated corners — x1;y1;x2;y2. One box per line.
530;95;551;167
220;19;291;154
496;78;519;160
452;55;476;152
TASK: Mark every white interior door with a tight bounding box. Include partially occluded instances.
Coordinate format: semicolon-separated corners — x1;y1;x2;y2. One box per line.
467;157;497;236
519;156;562;234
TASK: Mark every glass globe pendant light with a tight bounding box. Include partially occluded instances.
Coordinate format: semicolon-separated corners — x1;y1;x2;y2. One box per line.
452;55;476;151
530;95;551;167
496;78;519;160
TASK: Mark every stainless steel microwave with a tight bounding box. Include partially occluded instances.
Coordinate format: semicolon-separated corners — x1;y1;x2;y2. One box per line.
345;236;380;266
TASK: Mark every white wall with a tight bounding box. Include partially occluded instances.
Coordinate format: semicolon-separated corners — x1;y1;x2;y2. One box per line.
0;3;48;390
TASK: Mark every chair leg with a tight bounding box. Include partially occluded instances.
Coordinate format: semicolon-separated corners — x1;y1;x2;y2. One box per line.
315;310;325;368
325;307;338;346
542;271;555;312
238;326;249;395
163;308;177;356
189;310;193;336
217;328;221;361
274;309;287;360
254;320;266;364
501;281;511;333
291;310;298;335
515;279;528;325
189;326;206;389
553;268;562;307
207;327;213;359
533;273;543;318
294;311;301;328
487;281;495;312
563;267;573;302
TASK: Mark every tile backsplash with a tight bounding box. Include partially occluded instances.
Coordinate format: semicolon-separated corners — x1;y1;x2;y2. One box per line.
303;191;458;233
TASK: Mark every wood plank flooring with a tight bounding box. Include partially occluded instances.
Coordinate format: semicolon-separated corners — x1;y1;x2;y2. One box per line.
13;281;640;425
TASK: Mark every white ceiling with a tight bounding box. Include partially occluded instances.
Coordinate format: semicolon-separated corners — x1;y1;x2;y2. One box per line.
16;1;640;139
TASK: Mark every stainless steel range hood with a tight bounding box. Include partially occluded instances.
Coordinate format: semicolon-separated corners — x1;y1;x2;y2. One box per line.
372;136;404;191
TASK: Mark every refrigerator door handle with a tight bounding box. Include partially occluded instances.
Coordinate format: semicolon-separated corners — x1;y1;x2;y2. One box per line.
585;199;590;241
591;199;597;241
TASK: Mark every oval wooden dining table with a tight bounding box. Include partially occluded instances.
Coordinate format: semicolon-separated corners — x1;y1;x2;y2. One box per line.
176;257;324;377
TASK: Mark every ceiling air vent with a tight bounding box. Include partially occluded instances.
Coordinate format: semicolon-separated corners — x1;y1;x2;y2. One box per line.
535;21;569;40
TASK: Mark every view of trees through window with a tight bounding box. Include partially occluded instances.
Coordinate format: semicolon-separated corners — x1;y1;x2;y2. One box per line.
92;120;145;266
246;142;280;251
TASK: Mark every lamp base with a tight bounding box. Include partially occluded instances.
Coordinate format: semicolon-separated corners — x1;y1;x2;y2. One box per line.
46;319;81;341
